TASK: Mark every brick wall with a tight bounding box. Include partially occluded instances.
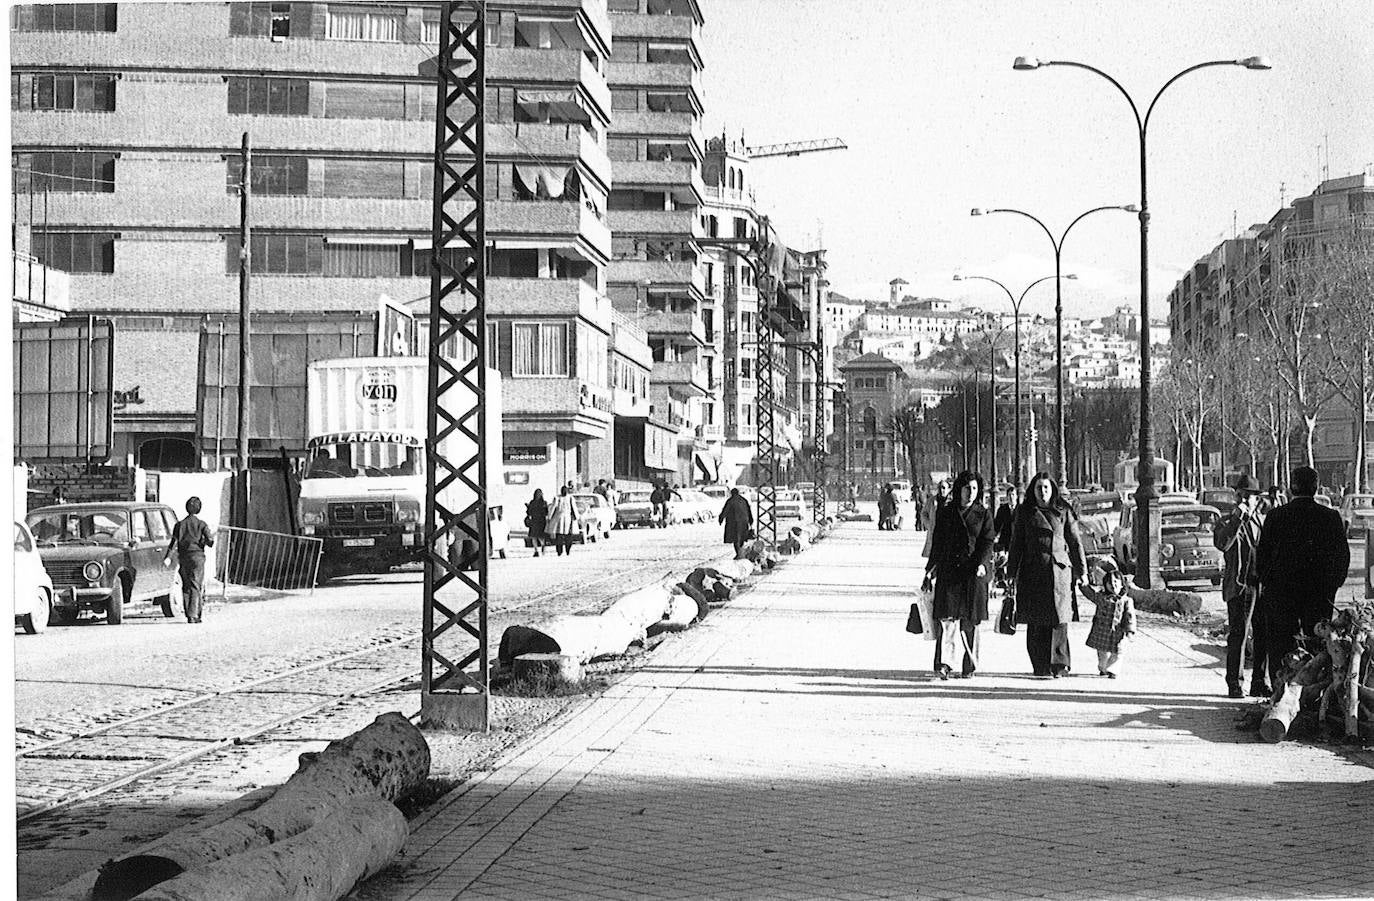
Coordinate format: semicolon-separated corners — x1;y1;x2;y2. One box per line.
28;463;136;506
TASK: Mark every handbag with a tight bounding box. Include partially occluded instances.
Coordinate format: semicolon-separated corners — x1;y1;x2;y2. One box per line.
905;602;924;635
909;576;936;641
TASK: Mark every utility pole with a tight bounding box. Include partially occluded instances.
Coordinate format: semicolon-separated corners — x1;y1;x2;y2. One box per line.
236;133;252;492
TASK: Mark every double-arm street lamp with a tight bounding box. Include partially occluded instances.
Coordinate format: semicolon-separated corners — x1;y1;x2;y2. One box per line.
953;272;1071;487
1011;54;1271;588
970;204;1136;484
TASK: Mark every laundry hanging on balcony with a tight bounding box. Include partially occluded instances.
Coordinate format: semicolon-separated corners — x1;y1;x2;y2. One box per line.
514;163;572;200
514;89;592;125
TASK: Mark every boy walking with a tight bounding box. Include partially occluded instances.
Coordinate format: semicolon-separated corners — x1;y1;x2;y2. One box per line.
164;496;215;623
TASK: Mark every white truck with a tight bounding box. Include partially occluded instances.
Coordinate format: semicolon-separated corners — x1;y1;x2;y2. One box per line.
298;357;501;580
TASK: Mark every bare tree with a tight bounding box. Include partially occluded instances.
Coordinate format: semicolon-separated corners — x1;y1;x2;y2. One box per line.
1311;231;1374;492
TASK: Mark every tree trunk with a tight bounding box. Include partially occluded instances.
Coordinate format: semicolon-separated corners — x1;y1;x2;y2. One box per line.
123;798;406;901
1260;682;1304;742
89;713;428;901
1348;635;1365;738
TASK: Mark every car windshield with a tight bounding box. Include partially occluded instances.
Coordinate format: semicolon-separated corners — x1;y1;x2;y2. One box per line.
621;492;651;504
572;495;599;513
305;442;420;478
1351;496;1374;509
1162;510;1218;534
27;510;130;545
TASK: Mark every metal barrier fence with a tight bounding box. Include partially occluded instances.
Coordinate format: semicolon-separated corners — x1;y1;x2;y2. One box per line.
215;526;322;596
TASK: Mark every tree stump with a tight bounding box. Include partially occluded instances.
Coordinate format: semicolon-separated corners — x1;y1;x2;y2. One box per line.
512;652;582;685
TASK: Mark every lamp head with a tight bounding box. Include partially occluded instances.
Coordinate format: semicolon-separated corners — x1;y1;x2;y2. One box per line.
1065;274;1079;280
1239;56;1272;70
952;274;963;281
1013;56;1043;71
970;208;985;217
1122;204;1141;212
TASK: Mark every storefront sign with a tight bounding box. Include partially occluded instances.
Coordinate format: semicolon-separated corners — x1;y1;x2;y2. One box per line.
503;446;549;465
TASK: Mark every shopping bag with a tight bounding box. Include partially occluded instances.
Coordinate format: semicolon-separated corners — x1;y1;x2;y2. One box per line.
912;580;936;641
921;528;934;558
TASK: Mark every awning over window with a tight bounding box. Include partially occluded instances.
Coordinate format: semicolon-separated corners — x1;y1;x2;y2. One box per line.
693;450;718;483
515;89;592;124
514;163;572;199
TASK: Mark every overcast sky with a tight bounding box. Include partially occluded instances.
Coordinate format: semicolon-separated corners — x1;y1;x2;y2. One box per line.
699;0;1374;319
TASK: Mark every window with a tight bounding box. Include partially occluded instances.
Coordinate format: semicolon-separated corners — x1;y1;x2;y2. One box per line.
226;155;307;196
132;512;149;541
611;37;638;62
21;152;116;192
227;76;309;116
225;234;323;275
611;89;638;111
608;137;638;162
229;2;292;36
511;322;570;377
37;232;116;273
322;242;406;277
21;3;118;32
608;0;639;10
27;73;116;111
326;6;403;42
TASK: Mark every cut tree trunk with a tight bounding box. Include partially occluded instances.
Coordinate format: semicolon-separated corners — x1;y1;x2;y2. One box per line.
123;797;405;901
1261;682;1305;742
1348;635;1365;738
90;713;428;901
1125;586;1203;616
512;652;582;684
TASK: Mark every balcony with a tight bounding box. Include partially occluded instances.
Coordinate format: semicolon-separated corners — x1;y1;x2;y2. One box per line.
11;252;70;321
608;208;701;239
608;10;701;45
488;277;608;322
503;377;612;439
702;422;723;440
637;310;705;343
612;160;706;200
607;258;705;295
612;110;703;152
652;359;708;395
608;61;701;98
491;48;612;116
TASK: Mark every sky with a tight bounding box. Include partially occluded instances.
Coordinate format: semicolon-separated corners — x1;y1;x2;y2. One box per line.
699;0;1374;320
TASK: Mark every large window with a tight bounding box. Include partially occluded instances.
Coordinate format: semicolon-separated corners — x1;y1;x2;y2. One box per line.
227;76;309;116
226;234;323;275
18;151;116;192
37;232;116;273
226;154;307;196
326;6;403;42
18;3;118;32
512;322;570;377
25;73;116;111
228;2;291;37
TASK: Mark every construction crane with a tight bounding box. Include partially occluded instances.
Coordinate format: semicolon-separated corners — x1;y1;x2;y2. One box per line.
746;138;847;159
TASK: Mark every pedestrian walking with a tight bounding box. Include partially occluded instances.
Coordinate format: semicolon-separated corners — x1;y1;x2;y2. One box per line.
524;489;549;557
1082;557;1136;677
163;496;214;623
992;484;1017;551
719;488;754;557
921;480;949;532
1005;472;1087;678
1251;466;1350;689
1213;474;1266;698
547;486;581;556
878;484;896;531
593;479;611;502
922;470;995;679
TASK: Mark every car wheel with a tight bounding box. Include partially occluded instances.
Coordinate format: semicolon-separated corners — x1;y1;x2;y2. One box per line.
20;588;50;634
158;595;175;618
52;605;78;626
106;577;126;625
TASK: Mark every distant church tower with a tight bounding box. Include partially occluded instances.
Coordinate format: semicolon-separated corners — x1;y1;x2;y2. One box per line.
888;277;908;306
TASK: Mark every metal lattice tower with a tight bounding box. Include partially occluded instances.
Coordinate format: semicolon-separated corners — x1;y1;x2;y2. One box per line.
422;0;489;731
812;352;826;527
753;229;778;547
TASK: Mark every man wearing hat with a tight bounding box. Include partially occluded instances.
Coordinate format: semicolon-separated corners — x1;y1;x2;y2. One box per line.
1213;474;1267;698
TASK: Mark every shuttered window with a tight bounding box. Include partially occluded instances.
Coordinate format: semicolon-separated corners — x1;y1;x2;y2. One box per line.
225;234;323;275
228;2;294;37
18;152;116;192
26;73;116;111
37;232;116;273
321;243;404;277
226;76;309;116
226;155;307;195
21;3;118;32
316;159;405;198
323;81;404;119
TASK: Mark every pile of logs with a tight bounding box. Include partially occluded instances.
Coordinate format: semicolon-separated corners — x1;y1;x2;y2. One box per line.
44;713;429;901
1260;599;1374;743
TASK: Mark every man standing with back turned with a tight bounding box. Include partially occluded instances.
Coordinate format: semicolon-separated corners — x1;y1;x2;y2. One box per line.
164;496;215;623
1251;466;1349;689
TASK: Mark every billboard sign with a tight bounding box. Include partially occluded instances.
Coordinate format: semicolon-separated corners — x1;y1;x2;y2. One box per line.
13;318;114;462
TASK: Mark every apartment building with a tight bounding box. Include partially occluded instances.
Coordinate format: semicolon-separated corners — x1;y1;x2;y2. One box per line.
838;351;905;490
603;0;709;485
11;0;618;494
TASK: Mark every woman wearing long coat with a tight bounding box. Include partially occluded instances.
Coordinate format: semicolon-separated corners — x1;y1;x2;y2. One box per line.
718;488;754;556
922;470;995;679
524;489;549;557
546;486;581;556
1006;472;1087;677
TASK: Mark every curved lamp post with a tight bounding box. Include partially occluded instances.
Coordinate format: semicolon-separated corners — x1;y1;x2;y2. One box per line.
970;204;1136;484
953;272;1072;486
1011;54;1271;588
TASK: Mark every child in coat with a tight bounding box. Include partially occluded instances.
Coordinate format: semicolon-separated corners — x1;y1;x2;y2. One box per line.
1082;556;1136;678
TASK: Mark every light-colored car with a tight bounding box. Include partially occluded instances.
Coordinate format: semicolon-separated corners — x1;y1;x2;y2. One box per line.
14;521;54;634
675;489;716;523
1111;493;1200;574
572;493;615;540
1339;493;1374;537
775;489;808;520
614;490;662;529
1157;504;1225;587
1071;491;1123;558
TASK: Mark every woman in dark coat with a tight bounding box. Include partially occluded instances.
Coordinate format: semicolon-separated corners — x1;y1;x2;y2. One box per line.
718;488;754;556
922;470;995;679
524;489;549;557
1006;472;1087;677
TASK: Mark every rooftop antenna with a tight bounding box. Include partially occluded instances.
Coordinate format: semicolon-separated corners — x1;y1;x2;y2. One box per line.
1323;132;1330;180
1279;181;1287;207
1232;209;1238;240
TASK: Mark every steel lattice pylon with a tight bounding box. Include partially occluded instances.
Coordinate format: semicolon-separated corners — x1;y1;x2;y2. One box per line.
813;351;826;527
753;226;778;548
421;0;489;731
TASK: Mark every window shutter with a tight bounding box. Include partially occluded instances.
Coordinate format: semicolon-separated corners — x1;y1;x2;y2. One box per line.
102;3;117;31
226;77;246;114
228;2;251;34
289;2;310;37
249;2;270;35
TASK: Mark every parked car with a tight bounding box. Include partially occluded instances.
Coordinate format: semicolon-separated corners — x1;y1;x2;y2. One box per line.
14;521;54;634
1071;491;1123;557
25;502;182;625
614;490;661;529
775;489;808;520
675;489;716;523
572;492;615;540
1315;493;1335;509
1157;504;1225;587
701;485;729;502
1200;487;1238;516
1339;493;1374;537
1111;493;1201;574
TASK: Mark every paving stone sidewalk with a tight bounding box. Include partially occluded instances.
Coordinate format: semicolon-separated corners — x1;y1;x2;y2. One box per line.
363;522;1374;901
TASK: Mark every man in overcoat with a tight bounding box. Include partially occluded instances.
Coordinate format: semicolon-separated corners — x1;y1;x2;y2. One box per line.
1251;466;1349;688
718;488;754;557
1213;474;1266;698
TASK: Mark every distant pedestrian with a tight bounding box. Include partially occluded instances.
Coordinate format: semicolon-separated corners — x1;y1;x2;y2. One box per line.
878;484;896;531
1006;472;1087;678
1251;466;1350;689
524;489;549;557
593;479;611;502
164;496;214;623
992;484;1018;552
1213;474;1266;698
719;488;754;557
1082;557;1136;678
923;470;995;679
921;480;950;532
51;486;67;505
547;486;581;556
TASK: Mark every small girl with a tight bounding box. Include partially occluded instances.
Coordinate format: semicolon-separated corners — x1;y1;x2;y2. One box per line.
1082;556;1136;678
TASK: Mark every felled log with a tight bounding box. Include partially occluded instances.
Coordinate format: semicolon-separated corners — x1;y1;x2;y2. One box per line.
124;798;405;901
676;581;711;619
1260;650;1332;743
512;652;582;684
90;713;427;901
1125;586;1203;616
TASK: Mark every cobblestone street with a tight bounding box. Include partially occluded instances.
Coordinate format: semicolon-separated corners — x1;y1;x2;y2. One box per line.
364;522;1373;901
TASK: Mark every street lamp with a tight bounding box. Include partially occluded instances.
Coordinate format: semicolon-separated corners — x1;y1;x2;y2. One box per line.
953;272;1074;486
970;204;1136;484
1013;53;1270;589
